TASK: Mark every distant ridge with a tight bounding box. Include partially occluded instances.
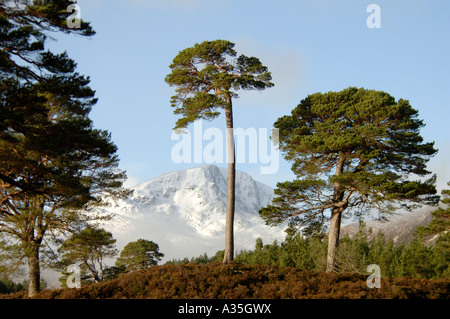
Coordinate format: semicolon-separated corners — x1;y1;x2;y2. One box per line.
341;206;435;244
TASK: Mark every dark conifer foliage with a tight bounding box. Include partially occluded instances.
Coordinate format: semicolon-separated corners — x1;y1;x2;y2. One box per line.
57;226;118;286
0;1;128;297
260;87;438;272
116;239;164;272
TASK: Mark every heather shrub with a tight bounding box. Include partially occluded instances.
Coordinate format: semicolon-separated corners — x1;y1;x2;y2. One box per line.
1;263;448;299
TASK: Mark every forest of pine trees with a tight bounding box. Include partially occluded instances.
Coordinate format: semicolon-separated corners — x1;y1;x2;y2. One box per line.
167;221;449;280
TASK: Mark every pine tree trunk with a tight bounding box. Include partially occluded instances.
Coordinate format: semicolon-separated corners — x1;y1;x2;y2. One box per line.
27;242;41;297
223;96;235;264
326;208;342;272
326;154;346;273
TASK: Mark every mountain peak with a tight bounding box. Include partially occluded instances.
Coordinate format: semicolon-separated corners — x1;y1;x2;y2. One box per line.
97;165;286;262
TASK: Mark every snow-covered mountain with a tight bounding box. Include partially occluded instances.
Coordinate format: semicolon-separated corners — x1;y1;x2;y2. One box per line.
96;164;287;262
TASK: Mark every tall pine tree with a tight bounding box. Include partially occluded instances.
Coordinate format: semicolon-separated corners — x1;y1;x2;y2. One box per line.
0;1;128;296
260;87;438;272
165;40;273;263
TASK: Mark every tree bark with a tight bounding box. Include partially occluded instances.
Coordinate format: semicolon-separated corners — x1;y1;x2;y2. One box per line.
27;242;41;297
326;206;343;272
223;95;235;264
326;154;347;273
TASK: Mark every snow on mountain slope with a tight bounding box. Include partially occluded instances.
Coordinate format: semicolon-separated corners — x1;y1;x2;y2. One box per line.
96;165;286;262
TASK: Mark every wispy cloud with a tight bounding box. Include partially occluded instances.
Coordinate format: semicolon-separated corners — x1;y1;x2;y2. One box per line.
232;37;308;109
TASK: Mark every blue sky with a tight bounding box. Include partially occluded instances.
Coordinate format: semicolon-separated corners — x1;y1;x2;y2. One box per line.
48;0;450;192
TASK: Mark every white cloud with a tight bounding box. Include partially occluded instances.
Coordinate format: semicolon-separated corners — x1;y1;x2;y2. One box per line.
123;175;142;188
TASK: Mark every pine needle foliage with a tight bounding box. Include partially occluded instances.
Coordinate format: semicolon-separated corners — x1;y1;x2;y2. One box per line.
165;39;273;131
260;87;438;271
0;1;129;297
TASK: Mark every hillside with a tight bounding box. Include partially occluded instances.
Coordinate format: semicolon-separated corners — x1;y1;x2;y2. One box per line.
3;263;449;299
341;207;435;244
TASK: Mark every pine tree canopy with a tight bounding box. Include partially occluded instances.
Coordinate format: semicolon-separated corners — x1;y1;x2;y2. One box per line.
0;1;128;296
165;39;273;130
57;226;118;283
115;239;164;272
260;87;438;234
0;0;127;205
0;0;111;199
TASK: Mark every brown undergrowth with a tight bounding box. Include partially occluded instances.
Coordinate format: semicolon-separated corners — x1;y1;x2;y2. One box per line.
2;262;449;299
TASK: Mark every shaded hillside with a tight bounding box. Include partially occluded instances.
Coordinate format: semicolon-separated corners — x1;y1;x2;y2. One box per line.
2;263;448;299
341;207;434;245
